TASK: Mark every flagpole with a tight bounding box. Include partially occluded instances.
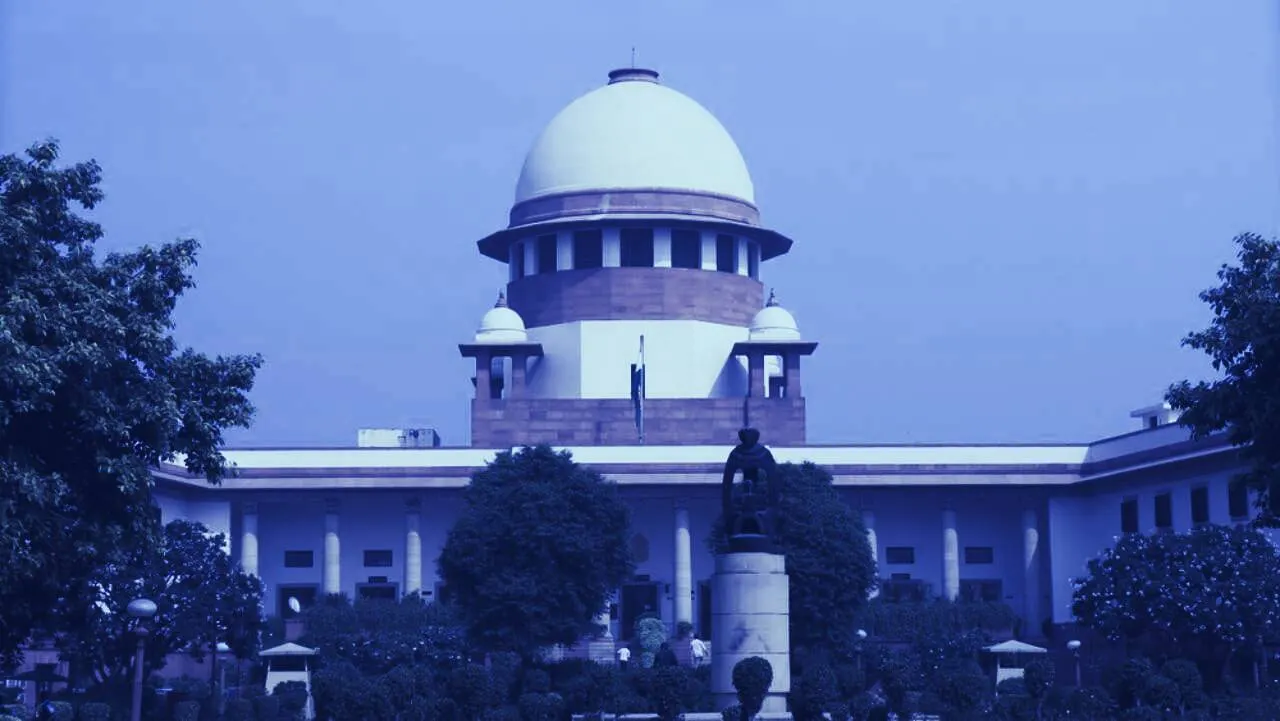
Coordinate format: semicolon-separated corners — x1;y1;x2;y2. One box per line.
638;335;646;445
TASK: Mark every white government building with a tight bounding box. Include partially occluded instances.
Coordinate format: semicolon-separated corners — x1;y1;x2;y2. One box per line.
154;68;1247;646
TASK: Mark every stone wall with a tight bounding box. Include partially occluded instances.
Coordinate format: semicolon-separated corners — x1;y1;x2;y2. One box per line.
471;397;805;447
506;267;763;328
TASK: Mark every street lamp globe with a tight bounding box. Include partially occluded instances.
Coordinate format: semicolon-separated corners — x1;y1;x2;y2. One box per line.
855;629;868;640
1066;639;1082;651
126;598;157;620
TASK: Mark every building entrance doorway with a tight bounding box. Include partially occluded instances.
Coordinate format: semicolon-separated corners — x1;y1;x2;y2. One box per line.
620;581;660;640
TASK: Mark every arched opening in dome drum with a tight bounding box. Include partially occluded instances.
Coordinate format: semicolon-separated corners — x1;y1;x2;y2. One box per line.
620;228;655;267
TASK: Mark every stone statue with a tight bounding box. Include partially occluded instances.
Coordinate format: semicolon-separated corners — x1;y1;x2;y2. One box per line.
721;427;779;551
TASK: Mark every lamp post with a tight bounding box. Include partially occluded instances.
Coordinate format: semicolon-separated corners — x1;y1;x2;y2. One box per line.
127;598;157;721
855;629;868;675
1066;639;1082;687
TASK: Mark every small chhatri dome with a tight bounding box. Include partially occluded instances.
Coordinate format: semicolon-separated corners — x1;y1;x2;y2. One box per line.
749;289;801;341
475;290;528;343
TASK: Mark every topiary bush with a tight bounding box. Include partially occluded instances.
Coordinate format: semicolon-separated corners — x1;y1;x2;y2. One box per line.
635;617;667;669
720;704;742;721
272;680;309;718
732;657;773;721
77;703;111;721
791;664;838;721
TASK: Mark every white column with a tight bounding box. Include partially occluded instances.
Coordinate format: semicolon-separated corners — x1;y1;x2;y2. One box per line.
323;500;341;596
602;228;621;267
1022;509;1040;628
653;228;673;268
405;500;423;597
942;509;959;601
556;231;573;271
736;237;749;276
862;509;879;599
699;230;717;270
674;506;693;626
240;503;259;577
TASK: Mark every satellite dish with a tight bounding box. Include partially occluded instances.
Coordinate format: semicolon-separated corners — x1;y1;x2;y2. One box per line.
288;597;301;614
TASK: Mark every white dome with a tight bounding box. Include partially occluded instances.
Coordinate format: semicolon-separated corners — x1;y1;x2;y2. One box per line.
749;290;801;341
514;69;755;205
475;292;528;343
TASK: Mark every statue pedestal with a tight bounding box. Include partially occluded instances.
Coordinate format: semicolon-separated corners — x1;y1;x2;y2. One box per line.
710;551;791;716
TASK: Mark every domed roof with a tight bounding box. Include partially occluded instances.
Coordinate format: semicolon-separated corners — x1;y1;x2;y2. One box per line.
749;290;801;341
475;291;528;343
514;69;755;205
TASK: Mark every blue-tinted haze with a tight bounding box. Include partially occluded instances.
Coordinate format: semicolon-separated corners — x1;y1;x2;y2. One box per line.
2;1;1277;446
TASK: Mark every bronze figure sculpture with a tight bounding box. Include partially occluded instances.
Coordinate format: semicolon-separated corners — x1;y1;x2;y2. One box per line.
721;427;779;552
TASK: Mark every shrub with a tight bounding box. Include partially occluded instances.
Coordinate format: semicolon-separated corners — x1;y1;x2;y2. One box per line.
720;705;741;721
0;706;23;721
517;692;564;721
0;715;20;721
46;702;73;721
449;664;498;720
77;703;111;721
173;700;200;721
732;657;773;720
635;617;667;668
523;669;551;695
223;698;253;721
272;680;309;718
791;664;838;721
251;694;279;721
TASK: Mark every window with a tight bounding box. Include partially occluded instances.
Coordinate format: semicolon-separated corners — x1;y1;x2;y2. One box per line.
885;546;915;565
1154;492;1173;529
964;546;994;565
1229;479;1250;519
573;230;603;269
881;578;928;603
1191;486;1210;525
747;242;760;278
283;550;314;568
619;228;654;267
511;242;525;278
671;229;702;269
715;234;738;273
1120;498;1139;534
535;234;558;274
364;549;393;567
960;579;1003;603
357;583;398;601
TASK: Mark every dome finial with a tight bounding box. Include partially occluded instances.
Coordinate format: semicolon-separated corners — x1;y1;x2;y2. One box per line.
495;290;507;308
766;288;779;307
608;67;660;85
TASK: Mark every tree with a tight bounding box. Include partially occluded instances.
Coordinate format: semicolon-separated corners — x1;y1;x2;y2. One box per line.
1167;232;1280;525
1071;525;1280;680
0;141;261;666
710;462;877;659
437;445;634;658
53;520;264;689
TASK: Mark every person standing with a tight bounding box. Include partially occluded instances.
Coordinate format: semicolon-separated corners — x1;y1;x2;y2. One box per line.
617;645;631;669
690;634;708;668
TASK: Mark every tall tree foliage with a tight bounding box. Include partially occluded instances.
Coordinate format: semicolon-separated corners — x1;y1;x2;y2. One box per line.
54;520;264;687
709;462;877;660
438;445;634;658
1168;232;1280;524
0;141;261;666
1072;525;1280;676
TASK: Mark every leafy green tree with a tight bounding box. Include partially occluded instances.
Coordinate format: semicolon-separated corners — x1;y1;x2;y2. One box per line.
1072;525;1280;680
710;462;877;659
438;445;634;658
53;520;263;688
1168;232;1280;524
0;141;261;667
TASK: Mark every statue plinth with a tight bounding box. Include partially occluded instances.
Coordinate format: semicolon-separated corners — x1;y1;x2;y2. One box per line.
709;552;791;715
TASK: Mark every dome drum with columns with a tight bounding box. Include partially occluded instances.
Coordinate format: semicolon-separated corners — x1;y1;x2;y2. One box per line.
462;68;816;448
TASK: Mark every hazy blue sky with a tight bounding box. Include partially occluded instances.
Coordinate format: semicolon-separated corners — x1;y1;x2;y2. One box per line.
3;2;1277;447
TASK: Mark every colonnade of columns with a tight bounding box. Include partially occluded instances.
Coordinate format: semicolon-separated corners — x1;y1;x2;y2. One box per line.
861;507;1041;626
239;497;1043;634
237;498;427;599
